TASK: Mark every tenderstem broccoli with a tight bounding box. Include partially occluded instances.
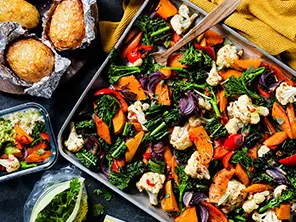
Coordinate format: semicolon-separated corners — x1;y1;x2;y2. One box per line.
179;45;212;67
111;138;127;159
108;65;141;84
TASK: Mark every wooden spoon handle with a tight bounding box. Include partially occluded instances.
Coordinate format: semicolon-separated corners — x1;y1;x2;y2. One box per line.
164;0;241;56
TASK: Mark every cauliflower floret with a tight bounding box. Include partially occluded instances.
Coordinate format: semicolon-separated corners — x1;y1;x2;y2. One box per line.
206;61;222;86
0;155;20;173
198;97;212;110
128;101;150;131
225;117;245;135
136;172;166;205
225;95;269;134
258;145;270;158
253;209;282;222
64;122;84;152
184;151;210;179
170;4;198;35
276;82;296;105
273;185;287;198
170;125;192;150
216;44;240;68
188;116;204;128
221;180;247;213
242;191;270;213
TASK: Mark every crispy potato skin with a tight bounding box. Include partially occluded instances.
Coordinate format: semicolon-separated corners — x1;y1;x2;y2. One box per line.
6;38;55;83
49;0;86;50
0;0;40;29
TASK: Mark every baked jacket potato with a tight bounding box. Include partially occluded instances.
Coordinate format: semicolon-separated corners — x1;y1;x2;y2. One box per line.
49;0;86;50
6;38;55;83
0;0;40;29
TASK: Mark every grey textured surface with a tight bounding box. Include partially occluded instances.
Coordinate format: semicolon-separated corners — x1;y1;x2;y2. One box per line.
0;0;157;221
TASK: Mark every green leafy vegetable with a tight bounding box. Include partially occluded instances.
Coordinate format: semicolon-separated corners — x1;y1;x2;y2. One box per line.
204;117;227;138
30;121;46;146
76;149;98;168
92;204;105;217
94;95;119;128
170;80;207;100
36;178;81;222
110;137;127;159
179;45;212;67
108;65;141;84
93;189;103;196
231;147;254;177
207;86;221;117
104;192;112;201
109;161;145;190
75;120;96;135
135;15;171;45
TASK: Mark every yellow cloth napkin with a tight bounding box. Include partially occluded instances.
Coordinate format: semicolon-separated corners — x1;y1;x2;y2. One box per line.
99;0;296;70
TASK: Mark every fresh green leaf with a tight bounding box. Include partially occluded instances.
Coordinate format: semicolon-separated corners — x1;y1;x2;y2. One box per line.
104;192;112;201
92;204;105;217
93;189;103;196
20;161;37;169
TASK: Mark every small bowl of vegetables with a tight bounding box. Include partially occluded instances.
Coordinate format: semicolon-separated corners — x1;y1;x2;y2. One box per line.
0;102;57;181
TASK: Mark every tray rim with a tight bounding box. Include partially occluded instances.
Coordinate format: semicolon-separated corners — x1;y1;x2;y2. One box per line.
0;102;58;182
58;1;296;221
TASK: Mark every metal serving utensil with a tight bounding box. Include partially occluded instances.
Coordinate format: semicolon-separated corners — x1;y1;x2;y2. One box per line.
151;0;242;66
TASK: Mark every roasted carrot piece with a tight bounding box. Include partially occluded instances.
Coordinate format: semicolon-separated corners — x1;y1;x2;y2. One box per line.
263;131;288;148
171;31;182;43
275;204;291;220
121;32;143;59
28;142;48;155
155;0;178;20
168;54;188;68
201;201;228;222
209;168;235;203
25;151;52;163
248;146;258;159
163;145;173;170
222;151;234;169
15;124;33;145
235;163;249;186
189;126;213;165
114;75;147;100
231;59;262;71
131;121;143;132
159;67;172;77
272;102;293;139
174;206;198;222
204;30;224;46
243;184;272;193
155;82;171;106
264;117;276;135
161;180;179;212
171;156;179;186
112;109;126;135
218;69;242;80
94;114;112;144
217;90;228;113
286;104;296;139
125;131;144;163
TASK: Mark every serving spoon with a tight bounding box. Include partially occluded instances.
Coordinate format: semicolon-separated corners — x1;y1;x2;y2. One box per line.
152;0;242;66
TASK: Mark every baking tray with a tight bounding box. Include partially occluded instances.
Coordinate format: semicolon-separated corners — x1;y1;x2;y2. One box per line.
57;0;296;221
0;102;58;182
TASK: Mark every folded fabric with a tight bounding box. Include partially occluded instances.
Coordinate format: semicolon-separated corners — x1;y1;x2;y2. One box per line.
99;0;296;70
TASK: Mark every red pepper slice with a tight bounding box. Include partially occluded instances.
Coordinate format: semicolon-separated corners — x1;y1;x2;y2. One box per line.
94;88;129;113
222;151;235;169
143;152;151;160
194;43;216;60
213;139;229;160
146;179;155;187
127;45;153;63
223;134;244;151
279;153;296;167
40;133;50;143
256;84;271;98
